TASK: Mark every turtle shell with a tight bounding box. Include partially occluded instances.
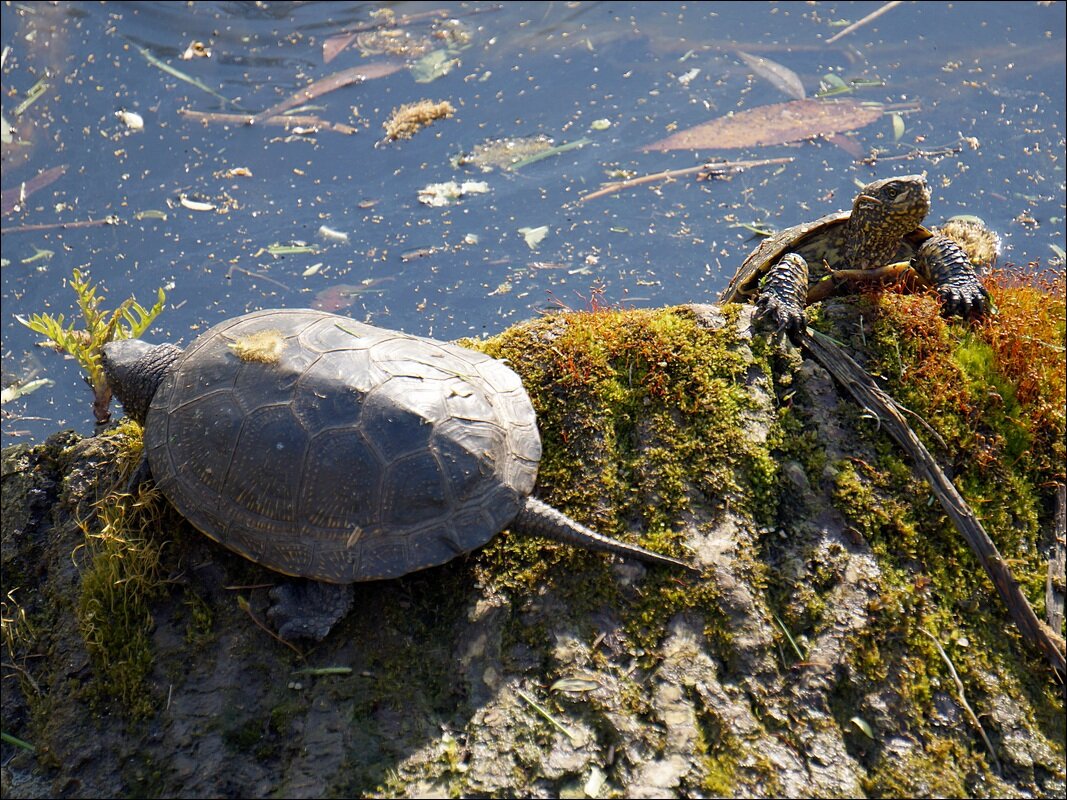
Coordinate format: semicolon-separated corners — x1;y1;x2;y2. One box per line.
720;211;934;303
143;309;541;582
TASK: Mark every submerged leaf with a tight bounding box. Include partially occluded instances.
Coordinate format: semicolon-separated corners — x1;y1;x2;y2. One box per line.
644;99;882;151
737;51;805;100
891;112;905;141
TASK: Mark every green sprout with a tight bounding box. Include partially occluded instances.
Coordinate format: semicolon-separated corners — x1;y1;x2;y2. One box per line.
17;268;166;424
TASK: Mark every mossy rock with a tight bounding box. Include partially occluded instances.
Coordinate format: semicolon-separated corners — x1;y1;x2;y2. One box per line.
2;288;1063;798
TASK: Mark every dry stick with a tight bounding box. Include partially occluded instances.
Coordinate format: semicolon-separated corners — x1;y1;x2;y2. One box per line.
178;108;357;134
802;329;1067;678
824;1;903;45
1047;484;1066;634
920;629;1002;774
579;157;794;203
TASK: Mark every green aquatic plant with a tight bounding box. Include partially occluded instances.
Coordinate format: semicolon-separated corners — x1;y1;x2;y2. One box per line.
17;268;165;424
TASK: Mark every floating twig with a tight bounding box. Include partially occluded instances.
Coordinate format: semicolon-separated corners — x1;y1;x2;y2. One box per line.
579;156;793;203
803;329;1067;679
824;1;903;45
1;216;119;235
178;108;358;134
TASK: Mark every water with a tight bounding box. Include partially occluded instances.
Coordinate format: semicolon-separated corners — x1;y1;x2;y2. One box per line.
2;1;1064;444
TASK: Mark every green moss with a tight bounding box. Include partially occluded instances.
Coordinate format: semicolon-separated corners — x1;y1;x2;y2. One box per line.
75;482;170;720
469;306;781;662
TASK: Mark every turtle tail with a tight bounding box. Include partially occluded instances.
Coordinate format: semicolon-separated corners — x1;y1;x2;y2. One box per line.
512;496;700;574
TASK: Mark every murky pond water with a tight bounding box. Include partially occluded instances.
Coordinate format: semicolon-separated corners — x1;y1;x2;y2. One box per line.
2;1;1064;445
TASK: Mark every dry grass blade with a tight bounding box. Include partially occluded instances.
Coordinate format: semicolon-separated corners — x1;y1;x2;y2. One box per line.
644;99;882;151
803;329;1067;679
921;628;1001;773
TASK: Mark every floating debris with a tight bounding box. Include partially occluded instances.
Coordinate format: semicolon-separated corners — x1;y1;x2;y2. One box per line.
317;225;349;243
410;49;461;83
417;180;489;207
179;195;215;212
383;99;455;140
454;135;554;172
518;225;549;250
116;110;144;131
180;41;212;60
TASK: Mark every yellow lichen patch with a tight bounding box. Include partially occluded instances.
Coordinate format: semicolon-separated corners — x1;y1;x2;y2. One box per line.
228;330;285;363
383;99;455;141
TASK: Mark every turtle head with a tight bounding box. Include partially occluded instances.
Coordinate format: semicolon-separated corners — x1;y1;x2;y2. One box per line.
101;338;183;425
847;175;931;268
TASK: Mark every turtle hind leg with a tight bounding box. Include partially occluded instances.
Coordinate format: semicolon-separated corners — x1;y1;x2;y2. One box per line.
753;253;809;339
267;579;355;642
913;235;993;318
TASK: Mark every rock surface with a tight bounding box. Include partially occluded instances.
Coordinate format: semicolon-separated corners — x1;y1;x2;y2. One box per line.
2;301;1064;798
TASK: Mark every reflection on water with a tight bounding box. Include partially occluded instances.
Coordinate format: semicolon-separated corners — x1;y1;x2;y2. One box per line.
2;1;1064;443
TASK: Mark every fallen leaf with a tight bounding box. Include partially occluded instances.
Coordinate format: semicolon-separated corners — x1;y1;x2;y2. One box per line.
644;99;883;151
737;51;805;100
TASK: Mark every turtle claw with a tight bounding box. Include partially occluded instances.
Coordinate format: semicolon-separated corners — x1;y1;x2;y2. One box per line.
938;280;993;320
754;294;807;340
267;580;354;642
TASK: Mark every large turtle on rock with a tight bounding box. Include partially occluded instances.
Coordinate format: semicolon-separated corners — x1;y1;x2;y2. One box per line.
101;309;696;640
719;174;992;336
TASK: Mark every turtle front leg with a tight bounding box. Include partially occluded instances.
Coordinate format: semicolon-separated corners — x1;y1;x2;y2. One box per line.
753;252;809;338
267;579;355;641
912;236;992;318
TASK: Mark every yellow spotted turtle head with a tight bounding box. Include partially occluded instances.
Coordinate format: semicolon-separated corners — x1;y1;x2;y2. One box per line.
846;175;931;269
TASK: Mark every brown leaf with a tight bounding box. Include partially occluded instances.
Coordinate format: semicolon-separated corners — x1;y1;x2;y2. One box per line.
644;99;883;151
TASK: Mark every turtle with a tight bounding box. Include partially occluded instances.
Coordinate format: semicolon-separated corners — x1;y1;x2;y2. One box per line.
101;308;696;641
719;174;992;336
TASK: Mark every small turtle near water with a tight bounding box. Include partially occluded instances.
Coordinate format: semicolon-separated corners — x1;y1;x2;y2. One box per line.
719;174;993;336
102;309;696;641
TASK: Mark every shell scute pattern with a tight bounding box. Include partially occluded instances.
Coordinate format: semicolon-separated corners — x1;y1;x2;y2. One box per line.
144;309;540;582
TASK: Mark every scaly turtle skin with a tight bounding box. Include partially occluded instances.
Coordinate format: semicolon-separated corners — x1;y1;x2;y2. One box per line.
101;309;695;640
719;175;991;336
